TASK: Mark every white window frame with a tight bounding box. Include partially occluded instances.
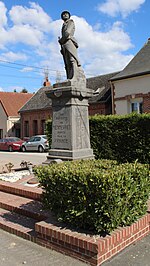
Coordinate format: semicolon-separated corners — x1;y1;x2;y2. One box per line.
130;98;143;114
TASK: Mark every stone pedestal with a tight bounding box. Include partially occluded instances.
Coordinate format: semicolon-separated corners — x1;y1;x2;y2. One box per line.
45;80;94;162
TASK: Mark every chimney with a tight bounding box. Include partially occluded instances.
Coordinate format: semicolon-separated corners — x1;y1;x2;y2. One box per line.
43;68;51;87
43;77;51;87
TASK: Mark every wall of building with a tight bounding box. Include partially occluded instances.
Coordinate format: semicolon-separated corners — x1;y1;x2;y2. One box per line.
0;103;7;138
89;102;111;116
20;101;112;138
114;75;150;98
7;117;20;137
113;75;150;114
20;109;52;138
143;94;150;113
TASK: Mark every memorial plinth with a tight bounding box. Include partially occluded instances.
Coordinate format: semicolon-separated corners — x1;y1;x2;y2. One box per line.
45;80;94;162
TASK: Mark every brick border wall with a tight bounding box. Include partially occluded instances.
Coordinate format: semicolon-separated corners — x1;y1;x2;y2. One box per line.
35;213;150;266
0;180;42;200
1;179;149;265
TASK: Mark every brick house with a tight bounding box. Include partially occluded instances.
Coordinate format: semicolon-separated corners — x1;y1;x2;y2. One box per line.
19;85;52;139
87;72;119;115
0;92;33;138
19;73;118;139
110;38;150;115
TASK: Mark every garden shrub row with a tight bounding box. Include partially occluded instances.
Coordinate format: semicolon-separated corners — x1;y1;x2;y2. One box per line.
89;113;150;163
34;159;150;235
46;113;150;163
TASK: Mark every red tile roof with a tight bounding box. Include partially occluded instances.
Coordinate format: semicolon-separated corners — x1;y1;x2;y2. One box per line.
0;92;33;116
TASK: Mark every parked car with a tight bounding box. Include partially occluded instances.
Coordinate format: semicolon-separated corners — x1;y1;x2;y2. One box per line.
0;137;24;152
21;135;49;152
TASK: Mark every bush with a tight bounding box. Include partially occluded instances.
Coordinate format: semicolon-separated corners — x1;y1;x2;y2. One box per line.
90;113;150;163
34;159;150;235
46;113;150;163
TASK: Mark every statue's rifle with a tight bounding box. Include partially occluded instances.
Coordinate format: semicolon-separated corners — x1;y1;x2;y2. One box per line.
58;37;68;78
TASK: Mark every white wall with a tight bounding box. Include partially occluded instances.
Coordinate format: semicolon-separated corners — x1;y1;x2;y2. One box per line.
115;100;128;115
0;103;7;137
0;103;20;137
7;116;20;137
113;74;150;114
114;75;150;98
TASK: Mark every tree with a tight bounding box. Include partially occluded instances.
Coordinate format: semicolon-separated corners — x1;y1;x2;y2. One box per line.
21;88;28;93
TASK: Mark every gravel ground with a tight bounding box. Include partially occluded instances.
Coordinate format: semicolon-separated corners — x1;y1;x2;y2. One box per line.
0;170;30;182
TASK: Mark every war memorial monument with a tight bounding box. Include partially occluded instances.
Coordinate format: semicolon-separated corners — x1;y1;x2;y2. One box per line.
45;11;94;161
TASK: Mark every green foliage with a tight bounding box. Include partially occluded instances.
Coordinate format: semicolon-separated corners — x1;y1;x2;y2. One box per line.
43;114;150;234
34;159;150;235
89;113;150;163
46;114;150;163
45;119;52;148
21;88;28;93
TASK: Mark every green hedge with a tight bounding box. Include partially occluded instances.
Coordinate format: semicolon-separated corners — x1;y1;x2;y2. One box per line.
46;113;150;163
34;159;150;235
89;113;150;163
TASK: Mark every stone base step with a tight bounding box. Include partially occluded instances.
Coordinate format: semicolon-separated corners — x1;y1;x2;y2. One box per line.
0;208;37;242
0;191;50;221
0;180;42;200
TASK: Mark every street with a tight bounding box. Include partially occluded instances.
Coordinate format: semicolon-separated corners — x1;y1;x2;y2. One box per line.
0;229;86;266
0;151;48;171
0;229;150;266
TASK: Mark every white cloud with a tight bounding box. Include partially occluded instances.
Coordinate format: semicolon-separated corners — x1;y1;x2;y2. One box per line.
8;24;44;46
84;53;133;76
0;2;135;84
0;51;28;61
0;1;7;26
34;16;134;79
0;2;51;49
0;28;9;49
75;18;132;53
20;67;34;73
9;2;51;31
97;0;145;17
72;16;133;76
26;15;134;79
0;4;47;48
0;87;4;91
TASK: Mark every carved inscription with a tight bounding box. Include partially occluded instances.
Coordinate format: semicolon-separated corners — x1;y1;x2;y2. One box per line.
52;108;71;149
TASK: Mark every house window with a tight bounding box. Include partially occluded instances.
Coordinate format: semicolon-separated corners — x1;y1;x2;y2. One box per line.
33;120;38;135
131;102;143;114
24;121;29;137
41;120;46;134
0;129;3;139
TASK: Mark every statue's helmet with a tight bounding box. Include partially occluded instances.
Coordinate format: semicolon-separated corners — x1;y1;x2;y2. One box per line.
61;11;71;19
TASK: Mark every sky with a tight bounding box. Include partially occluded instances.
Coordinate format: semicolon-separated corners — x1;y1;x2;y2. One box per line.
0;0;150;93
